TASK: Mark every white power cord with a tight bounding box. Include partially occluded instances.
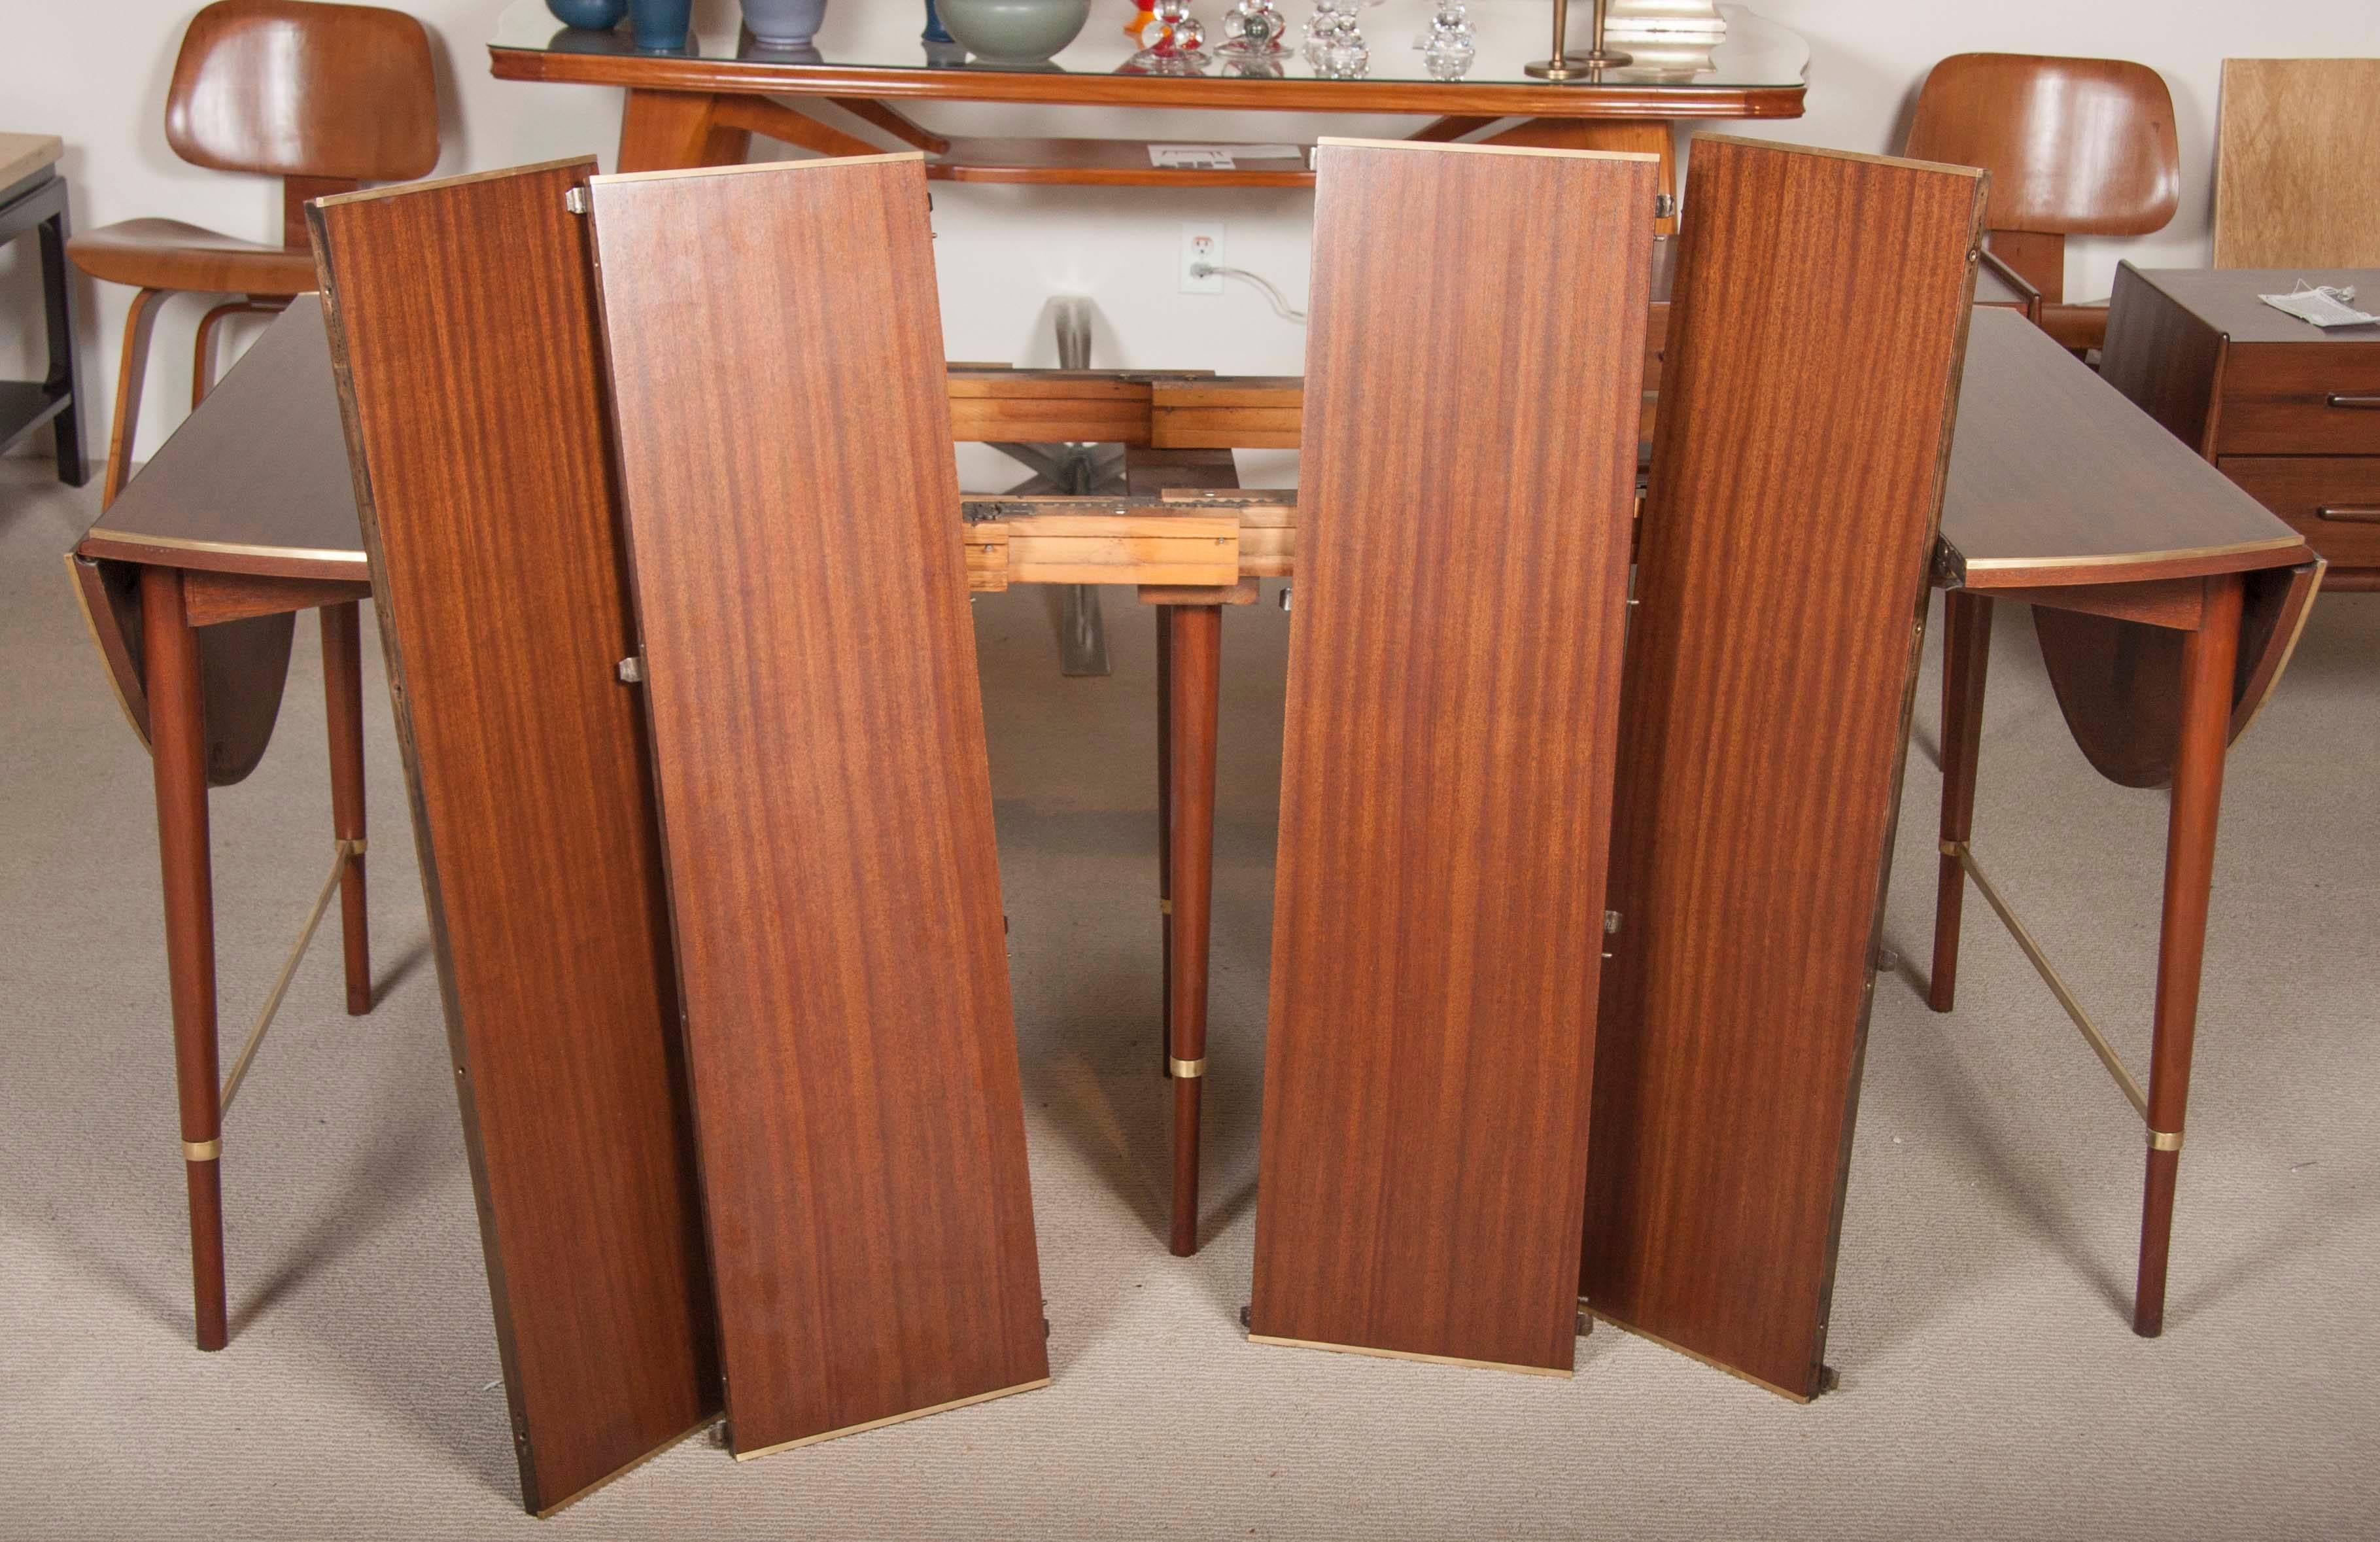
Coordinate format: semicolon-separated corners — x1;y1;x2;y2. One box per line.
1192;262;1308;324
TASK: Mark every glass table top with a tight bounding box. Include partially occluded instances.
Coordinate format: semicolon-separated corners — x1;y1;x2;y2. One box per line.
492;2;1808;93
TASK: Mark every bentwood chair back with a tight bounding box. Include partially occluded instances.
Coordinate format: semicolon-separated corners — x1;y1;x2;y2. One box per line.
2213;58;2380;269
1905;52;2180;351
68;0;438;504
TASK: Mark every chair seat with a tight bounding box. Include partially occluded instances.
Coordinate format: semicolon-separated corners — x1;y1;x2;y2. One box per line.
67;217;315;296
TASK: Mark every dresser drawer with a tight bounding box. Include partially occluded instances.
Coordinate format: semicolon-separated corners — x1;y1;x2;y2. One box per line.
2216;342;2380;455
2219;455;2380;567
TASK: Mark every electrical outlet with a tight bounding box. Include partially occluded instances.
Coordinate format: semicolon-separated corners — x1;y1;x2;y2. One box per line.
1181;222;1226;294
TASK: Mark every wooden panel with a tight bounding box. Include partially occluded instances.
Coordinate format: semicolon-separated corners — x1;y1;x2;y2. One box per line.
1580;135;1987;1401
1250;139;1655;1375
946;370;1152;444
2098;263;2226;458
1151;379;1303;450
931;136;1312;187
309;161;717;1516
584;154;1048;1457
2214;60;2380;270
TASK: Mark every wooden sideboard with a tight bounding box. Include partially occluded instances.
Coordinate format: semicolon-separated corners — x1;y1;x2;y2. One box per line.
2101;265;2380;591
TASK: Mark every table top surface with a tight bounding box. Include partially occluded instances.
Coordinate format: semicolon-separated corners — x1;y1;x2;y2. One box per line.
1939;308;2306;587
77;293;2309;591
2127;265;2380;345
0;133;63;191
77;295;361;580
490;1;1806;115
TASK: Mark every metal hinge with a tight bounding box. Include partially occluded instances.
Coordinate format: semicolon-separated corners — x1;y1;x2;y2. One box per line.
617;654;644;684
564;186;587;216
1655;192;1676;220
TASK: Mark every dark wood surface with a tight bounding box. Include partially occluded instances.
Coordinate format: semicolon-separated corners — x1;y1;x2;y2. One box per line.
585;153;1048;1457
311;159;717;1516
1580;135;1987;1401
1941;309;2310;587
1250;140;1654;1375
79;297;366;580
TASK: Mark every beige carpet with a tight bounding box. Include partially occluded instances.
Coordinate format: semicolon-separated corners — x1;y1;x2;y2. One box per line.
4;457;2375;1539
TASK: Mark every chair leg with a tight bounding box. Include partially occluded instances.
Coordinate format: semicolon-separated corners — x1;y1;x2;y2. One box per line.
1165;603;1220;1258
191;299;287;409
322;603;371;1016
101;288;171;508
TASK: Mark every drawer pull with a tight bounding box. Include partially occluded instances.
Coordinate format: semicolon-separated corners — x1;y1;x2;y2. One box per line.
2326;393;2380;409
2316;506;2380;524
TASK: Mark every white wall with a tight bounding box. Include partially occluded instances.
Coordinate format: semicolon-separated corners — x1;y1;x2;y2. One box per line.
5;0;2376;471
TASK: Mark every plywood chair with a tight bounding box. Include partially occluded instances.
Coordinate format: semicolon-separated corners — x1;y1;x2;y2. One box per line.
2214;58;2380;269
1905;52;2179;353
69;0;437;504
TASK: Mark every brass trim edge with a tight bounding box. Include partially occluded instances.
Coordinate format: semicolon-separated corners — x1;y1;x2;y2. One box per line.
530;1412;719;1519
1956;534;2305;578
1247;1333;1572;1378
731;1377;1050;1462
1168;1056;1205;1079
78;527;370;570
1158;898;1173;916
182;1138;221;1162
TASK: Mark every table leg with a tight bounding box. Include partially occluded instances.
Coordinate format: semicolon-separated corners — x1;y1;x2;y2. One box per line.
1156;606;1173;1079
140;566;227;1350
2133;573;2243;1337
37;186;88;487
616;88;742;174
322;603;371;1017
1165;604;1219;1257
1929;590;1993;1013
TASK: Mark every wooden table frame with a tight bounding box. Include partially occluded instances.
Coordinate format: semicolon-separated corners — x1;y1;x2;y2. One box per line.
76;302;2311;1357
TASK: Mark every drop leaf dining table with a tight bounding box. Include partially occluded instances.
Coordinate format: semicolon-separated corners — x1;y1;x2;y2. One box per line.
68;243;2315;1494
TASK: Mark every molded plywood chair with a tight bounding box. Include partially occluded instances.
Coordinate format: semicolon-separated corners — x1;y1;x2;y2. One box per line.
2213;58;2380;269
1904;52;2180;353
69;0;437;504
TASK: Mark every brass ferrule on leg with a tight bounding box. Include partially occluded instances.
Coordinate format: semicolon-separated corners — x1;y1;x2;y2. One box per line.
1167;1057;1206;1079
183;1138;222;1162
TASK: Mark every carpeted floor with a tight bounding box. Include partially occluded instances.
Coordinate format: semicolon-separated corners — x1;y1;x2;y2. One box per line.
3;457;2375;1539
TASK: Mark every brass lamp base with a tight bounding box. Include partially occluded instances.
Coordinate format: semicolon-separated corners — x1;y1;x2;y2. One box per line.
1523;48;1633;79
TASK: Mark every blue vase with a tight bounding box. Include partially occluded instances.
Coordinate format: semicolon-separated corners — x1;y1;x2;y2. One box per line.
629;0;693;49
923;0;954;43
545;0;627;27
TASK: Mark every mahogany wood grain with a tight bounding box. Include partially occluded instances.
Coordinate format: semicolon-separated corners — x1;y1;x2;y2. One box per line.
311;160;716;1516
2213;60;2380;270
140;565;229;1352
180;570;370;628
584;154;1048;1456
1251;139;1655;1375
2133;573;2244;1336
1165;603;1220;1257
1580;135;1986;1401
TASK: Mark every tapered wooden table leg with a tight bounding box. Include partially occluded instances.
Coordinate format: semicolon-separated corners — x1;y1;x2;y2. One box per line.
321;603;371;1016
140;565;227;1350
1165;604;1220;1257
2134;574;2243;1337
1930;590;1993;1013
1156;607;1173;1079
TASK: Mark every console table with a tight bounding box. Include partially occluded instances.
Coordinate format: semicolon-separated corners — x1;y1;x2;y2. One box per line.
487;1;1806;196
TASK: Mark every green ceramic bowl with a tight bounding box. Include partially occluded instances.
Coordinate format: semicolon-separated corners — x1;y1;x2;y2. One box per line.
936;0;1091;66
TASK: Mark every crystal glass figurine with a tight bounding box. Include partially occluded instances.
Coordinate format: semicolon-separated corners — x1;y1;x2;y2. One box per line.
1415;1;1474;79
1218;0;1288;54
1300;0;1368;77
1128;0;1209;71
